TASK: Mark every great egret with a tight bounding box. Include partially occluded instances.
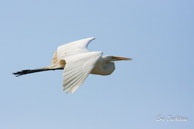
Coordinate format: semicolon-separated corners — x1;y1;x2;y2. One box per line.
13;37;132;93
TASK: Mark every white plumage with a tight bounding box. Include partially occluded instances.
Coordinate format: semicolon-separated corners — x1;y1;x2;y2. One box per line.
57;37;95;60
62;52;102;93
14;37;132;93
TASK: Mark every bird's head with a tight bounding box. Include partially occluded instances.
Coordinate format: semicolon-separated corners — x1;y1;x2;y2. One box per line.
102;56;132;62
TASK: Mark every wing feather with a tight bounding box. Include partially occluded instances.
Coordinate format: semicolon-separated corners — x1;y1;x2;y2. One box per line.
57;37;96;61
51;37;96;67
65;73;85;92
62;52;102;93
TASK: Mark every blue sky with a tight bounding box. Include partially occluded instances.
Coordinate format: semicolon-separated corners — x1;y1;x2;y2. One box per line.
0;0;193;129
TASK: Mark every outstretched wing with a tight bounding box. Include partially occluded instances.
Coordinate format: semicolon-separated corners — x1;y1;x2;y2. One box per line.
52;37;96;66
62;52;102;93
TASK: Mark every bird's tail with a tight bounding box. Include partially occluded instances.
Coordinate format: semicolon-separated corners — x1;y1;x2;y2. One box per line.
13;67;63;77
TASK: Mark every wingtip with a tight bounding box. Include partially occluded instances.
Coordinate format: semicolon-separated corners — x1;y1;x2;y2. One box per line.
63;88;74;94
88;37;96;40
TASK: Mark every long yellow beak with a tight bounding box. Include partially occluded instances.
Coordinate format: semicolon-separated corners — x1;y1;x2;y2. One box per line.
112;56;133;61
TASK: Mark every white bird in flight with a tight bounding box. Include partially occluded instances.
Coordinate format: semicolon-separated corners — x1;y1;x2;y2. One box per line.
14;37;132;93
